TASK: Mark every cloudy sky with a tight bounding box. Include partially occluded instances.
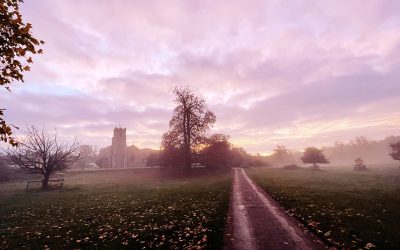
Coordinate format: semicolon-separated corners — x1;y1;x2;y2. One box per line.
2;0;400;154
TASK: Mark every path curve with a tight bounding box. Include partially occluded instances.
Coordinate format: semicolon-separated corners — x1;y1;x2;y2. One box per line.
224;168;326;250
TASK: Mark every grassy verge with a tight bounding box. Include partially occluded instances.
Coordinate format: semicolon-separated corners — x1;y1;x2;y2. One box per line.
0;169;231;249
248;166;400;249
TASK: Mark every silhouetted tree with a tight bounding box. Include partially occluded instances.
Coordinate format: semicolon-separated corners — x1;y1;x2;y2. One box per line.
160;129;185;167
161;86;216;170
200;134;231;168
7;126;80;189
389;141;400;161
1;0;44;146
301;147;329;170
146;152;161;167
353;157;367;171
160;145;185;168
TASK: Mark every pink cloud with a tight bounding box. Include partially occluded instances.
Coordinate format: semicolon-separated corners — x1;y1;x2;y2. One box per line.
2;0;398;153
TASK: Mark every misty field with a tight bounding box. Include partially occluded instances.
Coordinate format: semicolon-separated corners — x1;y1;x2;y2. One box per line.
0;169;231;249
248;166;400;249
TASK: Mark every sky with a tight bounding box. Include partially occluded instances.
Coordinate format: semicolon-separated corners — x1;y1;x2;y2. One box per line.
2;0;400;154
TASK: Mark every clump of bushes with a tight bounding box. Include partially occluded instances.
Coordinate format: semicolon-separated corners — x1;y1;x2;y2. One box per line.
353;157;368;171
282;164;301;170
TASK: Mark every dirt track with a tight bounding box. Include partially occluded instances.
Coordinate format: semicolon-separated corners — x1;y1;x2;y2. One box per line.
224;168;326;250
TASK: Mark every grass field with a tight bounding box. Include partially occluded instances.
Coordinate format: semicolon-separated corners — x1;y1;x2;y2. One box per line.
0;169;232;249
248;165;400;249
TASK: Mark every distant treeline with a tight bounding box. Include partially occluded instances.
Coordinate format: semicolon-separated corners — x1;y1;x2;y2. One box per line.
324;136;399;165
2;135;399;183
48;135;400;169
265;136;400;167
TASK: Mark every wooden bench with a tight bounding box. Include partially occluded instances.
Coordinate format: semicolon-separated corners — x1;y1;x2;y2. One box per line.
26;178;64;191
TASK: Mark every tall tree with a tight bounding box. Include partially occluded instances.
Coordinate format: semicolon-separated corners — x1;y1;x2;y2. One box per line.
7;126;80;189
389;141;400;161
1;0;44;146
161;86;216;169
301;146;329;170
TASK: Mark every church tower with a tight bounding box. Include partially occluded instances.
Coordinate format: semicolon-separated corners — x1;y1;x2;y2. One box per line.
110;127;128;168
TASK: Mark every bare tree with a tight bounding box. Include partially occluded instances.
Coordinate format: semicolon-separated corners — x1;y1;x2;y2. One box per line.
7;126;80;189
161;86;216;169
301;147;329;170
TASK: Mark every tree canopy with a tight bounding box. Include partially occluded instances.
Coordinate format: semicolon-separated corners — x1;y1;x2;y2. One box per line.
0;109;17;146
199;134;231;168
301;147;329;170
1;0;44;146
161;86;216;169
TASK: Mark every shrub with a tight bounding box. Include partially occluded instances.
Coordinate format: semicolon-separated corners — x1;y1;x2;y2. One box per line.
282;164;301;170
353;157;368;171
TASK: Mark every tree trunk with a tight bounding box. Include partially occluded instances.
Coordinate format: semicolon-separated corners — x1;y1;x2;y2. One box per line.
185;146;192;170
184;112;191;170
42;174;50;190
311;163;319;170
184;134;191;170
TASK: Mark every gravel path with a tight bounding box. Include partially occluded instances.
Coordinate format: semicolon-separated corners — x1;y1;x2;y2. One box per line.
224;168;326;250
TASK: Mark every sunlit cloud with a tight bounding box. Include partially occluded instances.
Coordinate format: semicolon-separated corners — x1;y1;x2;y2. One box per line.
2;0;399;153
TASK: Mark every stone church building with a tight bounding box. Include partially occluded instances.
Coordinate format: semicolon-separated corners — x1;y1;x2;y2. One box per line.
96;127;153;169
110;127;128;168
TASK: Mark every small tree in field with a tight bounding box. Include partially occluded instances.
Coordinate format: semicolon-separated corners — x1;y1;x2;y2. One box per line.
353;157;367;171
389;141;400;162
301;147;329;170
7;126;80;189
